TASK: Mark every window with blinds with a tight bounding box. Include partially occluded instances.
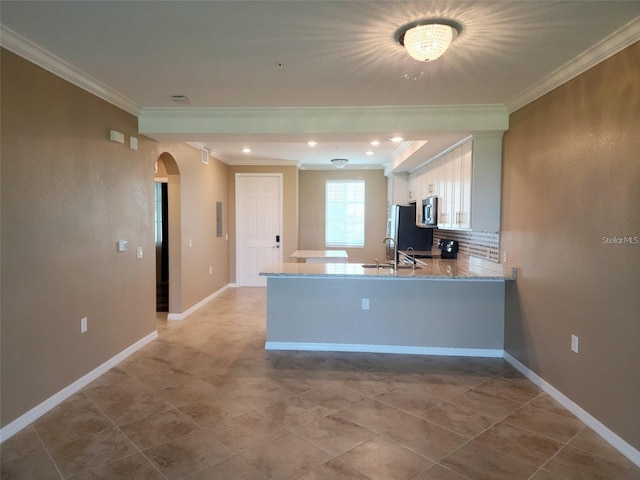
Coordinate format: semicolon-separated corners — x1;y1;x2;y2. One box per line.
325;179;365;248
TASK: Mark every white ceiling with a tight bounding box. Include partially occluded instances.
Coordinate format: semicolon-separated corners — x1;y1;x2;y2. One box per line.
2;1;639;171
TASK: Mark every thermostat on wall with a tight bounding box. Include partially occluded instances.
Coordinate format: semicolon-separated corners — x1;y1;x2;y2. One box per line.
117;240;128;252
109;130;125;144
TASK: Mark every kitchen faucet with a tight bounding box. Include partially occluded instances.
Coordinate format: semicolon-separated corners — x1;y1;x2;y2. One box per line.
382;236;397;270
406;246;416;269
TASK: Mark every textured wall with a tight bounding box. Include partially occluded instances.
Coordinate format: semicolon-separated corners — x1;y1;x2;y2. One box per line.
1;49;156;426
152;145;230;312
502;43;640;449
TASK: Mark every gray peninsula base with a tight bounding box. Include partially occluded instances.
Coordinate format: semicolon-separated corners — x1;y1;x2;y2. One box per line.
265;276;506;357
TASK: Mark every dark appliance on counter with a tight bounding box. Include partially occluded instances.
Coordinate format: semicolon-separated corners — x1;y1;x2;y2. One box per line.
438;239;459;259
386;204;433;263
421;196;438;228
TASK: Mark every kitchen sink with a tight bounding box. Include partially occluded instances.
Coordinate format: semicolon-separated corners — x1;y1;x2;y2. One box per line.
361;264;422;270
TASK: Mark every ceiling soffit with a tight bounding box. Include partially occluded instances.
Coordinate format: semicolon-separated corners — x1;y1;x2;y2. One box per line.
137;105;509;137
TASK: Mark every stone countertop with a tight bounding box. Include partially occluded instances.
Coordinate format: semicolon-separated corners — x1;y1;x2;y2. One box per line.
261;254;516;281
290;250;348;259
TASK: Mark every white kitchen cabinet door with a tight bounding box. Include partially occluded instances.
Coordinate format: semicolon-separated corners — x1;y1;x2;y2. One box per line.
425;162;438;197
407;174;417;203
437;152;454;228
450;140;472;230
458;140;473;229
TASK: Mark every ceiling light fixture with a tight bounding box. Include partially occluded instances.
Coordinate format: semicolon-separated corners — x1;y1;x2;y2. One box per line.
242;147;251;153
396;20;461;62
307;141;318;147
331;158;348;169
390;136;404;143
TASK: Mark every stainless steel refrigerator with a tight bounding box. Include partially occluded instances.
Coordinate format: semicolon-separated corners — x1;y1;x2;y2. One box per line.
386;204;434;262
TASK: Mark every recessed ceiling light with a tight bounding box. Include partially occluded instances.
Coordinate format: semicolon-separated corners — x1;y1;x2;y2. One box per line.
370;140;380;146
390;136;404;143
307;141;318;147
366;151;374;155
242;147;251;153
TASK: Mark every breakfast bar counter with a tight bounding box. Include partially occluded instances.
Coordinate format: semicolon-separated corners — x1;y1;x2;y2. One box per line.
263;254;515;281
289;249;349;263
260;255;516;357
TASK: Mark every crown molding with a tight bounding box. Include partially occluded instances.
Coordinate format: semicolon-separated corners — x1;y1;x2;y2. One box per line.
507;17;640;113
0;25;140;116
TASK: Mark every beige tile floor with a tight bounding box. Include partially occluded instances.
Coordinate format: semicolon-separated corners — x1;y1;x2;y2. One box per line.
2;287;639;479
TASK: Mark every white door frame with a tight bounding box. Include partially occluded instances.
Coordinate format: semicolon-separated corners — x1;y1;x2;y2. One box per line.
235;173;283;286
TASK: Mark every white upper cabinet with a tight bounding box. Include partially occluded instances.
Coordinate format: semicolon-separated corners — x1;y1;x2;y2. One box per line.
450;140;472;229
387;172;409;206
437;150;454;229
408;134;502;232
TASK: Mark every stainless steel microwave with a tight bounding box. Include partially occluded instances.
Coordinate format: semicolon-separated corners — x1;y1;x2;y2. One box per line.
421;196;438;228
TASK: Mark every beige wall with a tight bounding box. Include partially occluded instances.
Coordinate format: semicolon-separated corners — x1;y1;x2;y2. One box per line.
1;49;157;426
151;145;230;313
0;49;232;427
227;165;299;283
299;169;387;264
502;43;640;449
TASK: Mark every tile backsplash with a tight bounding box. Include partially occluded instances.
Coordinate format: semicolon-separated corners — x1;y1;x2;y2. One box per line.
433;230;500;263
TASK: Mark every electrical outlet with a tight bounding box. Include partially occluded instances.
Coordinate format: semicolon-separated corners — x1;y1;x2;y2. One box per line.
137;246;144;259
501;250;508;263
571;334;579;353
209;266;213;274
362;298;370;310
81;317;88;333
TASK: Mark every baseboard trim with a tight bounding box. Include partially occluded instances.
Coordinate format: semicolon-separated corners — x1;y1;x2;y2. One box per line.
503;352;640;468
0;330;158;444
265;342;503;358
167;284;231;321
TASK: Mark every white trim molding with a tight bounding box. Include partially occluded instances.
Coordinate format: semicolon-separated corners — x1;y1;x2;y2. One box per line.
167;284;231;321
507;17;640;113
504;352;640;468
0;26;140;115
265;342;503;358
0;331;157;444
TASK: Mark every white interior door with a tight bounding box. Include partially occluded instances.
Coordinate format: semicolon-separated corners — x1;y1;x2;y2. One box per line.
236;174;282;286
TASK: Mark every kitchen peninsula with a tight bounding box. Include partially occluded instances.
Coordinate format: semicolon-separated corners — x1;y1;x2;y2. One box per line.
290;249;348;263
261;255;516;357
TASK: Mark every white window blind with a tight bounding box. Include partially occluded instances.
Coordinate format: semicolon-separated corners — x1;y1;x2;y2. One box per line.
325;180;365;248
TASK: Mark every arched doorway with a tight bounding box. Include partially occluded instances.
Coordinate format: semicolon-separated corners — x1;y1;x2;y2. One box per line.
155;153;181;315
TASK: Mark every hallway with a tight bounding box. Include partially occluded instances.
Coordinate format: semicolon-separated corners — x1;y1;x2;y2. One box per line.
2;288;638;479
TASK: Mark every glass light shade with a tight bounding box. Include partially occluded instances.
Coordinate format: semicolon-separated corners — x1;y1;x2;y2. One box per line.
403;24;453;62
331;158;348;169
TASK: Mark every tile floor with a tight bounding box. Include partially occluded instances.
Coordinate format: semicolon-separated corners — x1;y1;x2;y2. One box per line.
2;287;639;479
